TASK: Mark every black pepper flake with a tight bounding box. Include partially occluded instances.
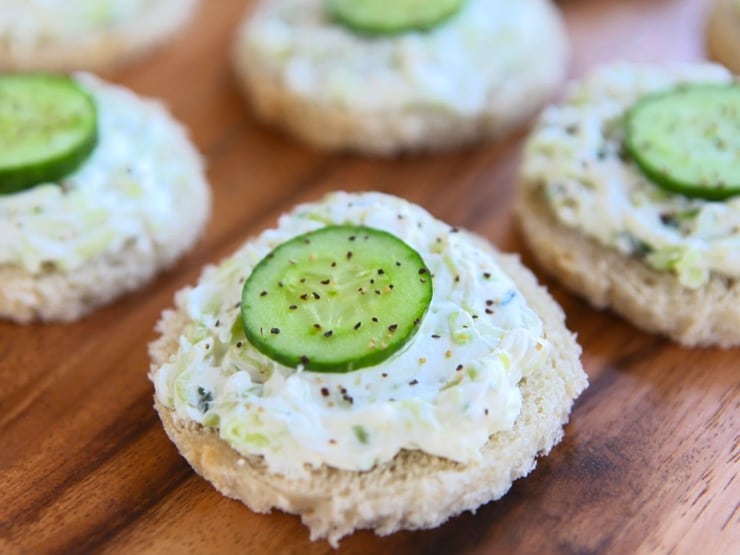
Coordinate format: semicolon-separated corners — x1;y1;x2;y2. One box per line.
331;261;337;267
370;278;375;284
483;272;491;279
431;334;440;339
418;268;427;275
375;290;381;295
278;281;284;287
472;314;479;319
454;275;460;283
321;387;330;397
215;320;220;327
486;299;494;306
395;261;401;266
234;302;241;309
300;355;310;365
300;294;308;300
236;341;243;348
320;279;330;285
382;372;388;378
260;291;268;297
300;277;306;283
389;284;394;289
313;323;322;330
343;394;354;404
388;324;398;332
289;305;297;310
485;409;489;415
205;344;210;350
324;330;333;337
413;318;420;326
456;364;463;372
346;251;353;260
312;292;320;299
450;227;459;233
485;308;494;315
354;322;362;330
409;379;419;386
372;317;379;322
271;327;280;334
377;268;385;275
349;235;356;241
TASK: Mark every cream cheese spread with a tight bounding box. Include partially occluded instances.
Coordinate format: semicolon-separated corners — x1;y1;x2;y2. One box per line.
239;0;563;116
0;73;208;275
524;64;740;288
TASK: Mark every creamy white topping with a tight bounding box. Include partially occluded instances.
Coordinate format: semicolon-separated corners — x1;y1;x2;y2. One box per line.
239;0;561;115
0;1;157;43
0;73;206;274
524;64;740;288
153;192;550;477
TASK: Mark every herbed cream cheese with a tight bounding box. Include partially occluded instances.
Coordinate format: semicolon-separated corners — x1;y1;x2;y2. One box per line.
240;0;559;115
0;1;156;42
524;64;740;288
153;192;551;477
0;73;206;274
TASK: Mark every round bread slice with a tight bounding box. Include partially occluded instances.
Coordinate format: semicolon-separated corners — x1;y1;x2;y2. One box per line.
232;0;569;155
517;183;740;348
706;0;740;75
0;0;199;71
0;74;210;323
150;249;587;546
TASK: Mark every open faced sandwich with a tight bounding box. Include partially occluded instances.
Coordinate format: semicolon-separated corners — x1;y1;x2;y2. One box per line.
0;0;199;71
233;0;569;155
149;191;587;545
0;72;210;322
518;63;740;347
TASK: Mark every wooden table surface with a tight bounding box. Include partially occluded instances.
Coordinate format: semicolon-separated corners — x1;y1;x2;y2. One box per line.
1;0;738;553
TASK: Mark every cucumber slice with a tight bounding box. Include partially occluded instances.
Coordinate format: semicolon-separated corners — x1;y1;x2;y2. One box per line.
0;73;98;195
624;84;740;201
326;0;464;36
241;225;433;373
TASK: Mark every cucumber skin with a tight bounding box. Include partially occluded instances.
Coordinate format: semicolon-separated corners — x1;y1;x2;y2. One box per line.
241;225;433;373
0;130;97;195
326;0;464;37
624;84;740;201
0;74;98;196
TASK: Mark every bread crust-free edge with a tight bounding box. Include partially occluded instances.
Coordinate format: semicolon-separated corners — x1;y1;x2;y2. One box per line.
150;251;587;546
516;183;740;348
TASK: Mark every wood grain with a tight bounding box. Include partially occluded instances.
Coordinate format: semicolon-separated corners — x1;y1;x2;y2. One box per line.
1;1;738;553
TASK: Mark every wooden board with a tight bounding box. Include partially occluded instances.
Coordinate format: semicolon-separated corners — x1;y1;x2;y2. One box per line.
1;0;738;553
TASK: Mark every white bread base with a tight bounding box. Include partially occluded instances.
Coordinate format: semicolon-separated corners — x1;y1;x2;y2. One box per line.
517;184;740;348
150;252;587;546
232;1;569;156
0;0;199;71
707;0;740;75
